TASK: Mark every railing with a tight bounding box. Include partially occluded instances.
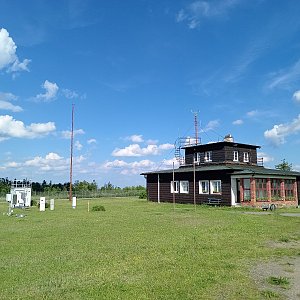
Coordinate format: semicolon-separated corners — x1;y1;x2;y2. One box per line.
257;157;264;166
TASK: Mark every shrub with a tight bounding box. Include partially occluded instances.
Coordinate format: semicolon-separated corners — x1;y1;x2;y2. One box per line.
91;205;106;212
139;191;147;199
31;199;37;206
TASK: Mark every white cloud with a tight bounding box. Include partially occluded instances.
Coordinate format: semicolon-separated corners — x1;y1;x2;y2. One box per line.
0;115;55;140
36;80;59;101
0;28;31;73
126;134;144;143
103;159;156;175
61;129;85;139
112;143;173;157
45;152;62;160
293;90;300;102
0;100;23;112
75;140;83;150
62;89;79;99
232;119;243;125
202;119;219;131
246;110;259;117
158;143;174;150
0;92;18;102
176;0;240;29
257;152;274;163
267;59;300;90
87;138;97;144
264;114;300;146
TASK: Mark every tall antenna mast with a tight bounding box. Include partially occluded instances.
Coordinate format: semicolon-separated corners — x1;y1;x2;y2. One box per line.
192;110;199;145
69;104;74;201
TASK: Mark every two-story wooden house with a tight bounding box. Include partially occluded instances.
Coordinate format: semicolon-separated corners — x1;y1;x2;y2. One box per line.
141;135;300;207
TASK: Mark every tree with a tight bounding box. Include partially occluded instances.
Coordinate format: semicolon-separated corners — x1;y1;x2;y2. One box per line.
275;159;292;171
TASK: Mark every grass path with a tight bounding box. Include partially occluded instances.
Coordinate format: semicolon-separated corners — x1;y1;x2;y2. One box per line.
0;198;299;299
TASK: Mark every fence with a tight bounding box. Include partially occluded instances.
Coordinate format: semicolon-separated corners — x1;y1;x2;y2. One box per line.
0;189;144;202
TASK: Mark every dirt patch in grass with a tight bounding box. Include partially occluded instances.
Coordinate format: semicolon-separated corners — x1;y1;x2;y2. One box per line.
251;241;300;299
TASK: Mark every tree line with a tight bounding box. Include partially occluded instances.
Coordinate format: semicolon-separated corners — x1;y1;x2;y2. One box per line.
0;178;145;194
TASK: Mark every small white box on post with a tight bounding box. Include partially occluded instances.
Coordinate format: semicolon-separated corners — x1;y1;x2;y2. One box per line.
40;197;46;212
50;199;55;211
6;194;12;203
72;196;76;209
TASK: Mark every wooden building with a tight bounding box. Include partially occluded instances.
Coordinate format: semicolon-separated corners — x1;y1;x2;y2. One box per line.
141;136;300;207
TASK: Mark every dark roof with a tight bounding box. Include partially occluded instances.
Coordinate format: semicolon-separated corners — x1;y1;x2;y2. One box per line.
141;164;300;177
182;141;260;149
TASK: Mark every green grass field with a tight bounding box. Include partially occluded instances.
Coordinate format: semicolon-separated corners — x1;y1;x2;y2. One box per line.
0;198;299;299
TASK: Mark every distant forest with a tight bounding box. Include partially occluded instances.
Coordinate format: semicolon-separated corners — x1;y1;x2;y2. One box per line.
0;178;145;194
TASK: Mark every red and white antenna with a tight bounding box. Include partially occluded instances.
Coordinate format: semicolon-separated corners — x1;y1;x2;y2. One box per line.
191;110;199;145
69;104;74;201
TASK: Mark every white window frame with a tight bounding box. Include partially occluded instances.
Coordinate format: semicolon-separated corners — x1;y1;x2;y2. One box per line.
180;181;189;194
204;151;212;162
194;152;201;163
233;151;239;162
199;180;209;194
243;152;249;163
170;181;179;193
210;180;221;194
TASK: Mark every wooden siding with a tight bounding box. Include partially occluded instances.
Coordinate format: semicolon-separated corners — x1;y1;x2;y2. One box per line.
185;143;258;165
146;170;232;206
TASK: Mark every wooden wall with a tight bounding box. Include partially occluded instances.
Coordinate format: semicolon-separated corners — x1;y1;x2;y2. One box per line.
146;170;232;206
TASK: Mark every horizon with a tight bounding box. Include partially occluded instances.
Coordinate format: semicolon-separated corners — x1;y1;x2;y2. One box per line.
1;0;300;187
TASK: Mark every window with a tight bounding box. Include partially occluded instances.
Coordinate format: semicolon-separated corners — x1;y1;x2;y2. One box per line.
204;151;212;162
180;181;189;193
271;179;281;200
194;152;201;163
243;152;249;162
233;151;239;162
210;180;221;194
199;180;209;194
285;179;294;199
255;178;267;201
243;179;251;201
170;181;179;193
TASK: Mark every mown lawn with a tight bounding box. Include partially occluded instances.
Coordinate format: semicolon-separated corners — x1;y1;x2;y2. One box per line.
0;198;299;299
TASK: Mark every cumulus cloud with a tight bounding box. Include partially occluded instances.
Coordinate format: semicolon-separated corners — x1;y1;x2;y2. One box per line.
232;119;243;125
126;134;144;143
103;157;179;176
0;28;31;73
176;0;240;29
103;159;156;175
0;115;55;140
112;143;173;157
293;90;300;102
264;114;300;146
61;129;85;139
36;80;59;101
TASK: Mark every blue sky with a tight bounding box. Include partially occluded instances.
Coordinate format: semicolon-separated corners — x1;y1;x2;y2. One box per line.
1;0;300;187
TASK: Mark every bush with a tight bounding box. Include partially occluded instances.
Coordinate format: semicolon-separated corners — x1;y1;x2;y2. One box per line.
31;199;37;206
91;205;106;212
139;191;147;199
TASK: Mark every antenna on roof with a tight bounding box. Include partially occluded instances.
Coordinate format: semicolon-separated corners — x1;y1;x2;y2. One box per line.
191;110;200;145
